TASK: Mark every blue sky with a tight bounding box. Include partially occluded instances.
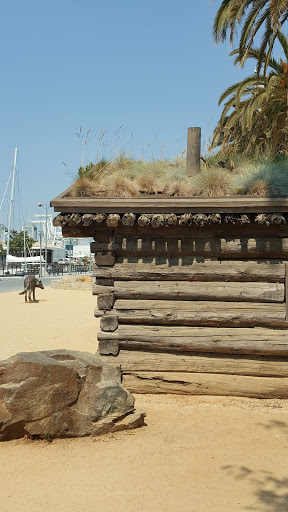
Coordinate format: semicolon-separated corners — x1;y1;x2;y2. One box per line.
0;0;256;229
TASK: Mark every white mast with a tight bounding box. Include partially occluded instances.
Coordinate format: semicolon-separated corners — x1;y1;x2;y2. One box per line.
6;147;18;270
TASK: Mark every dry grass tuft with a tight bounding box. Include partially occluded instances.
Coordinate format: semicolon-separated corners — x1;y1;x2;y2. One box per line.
137;175;160;195
192;167;234;198
69;176;100;197
244;179;270;196
162;180;194;197
101;175;139;197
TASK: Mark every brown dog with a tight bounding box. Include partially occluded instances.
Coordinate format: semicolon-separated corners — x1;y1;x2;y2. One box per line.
19;275;44;302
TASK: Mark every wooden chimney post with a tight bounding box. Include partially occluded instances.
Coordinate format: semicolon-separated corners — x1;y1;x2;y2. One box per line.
186;127;201;176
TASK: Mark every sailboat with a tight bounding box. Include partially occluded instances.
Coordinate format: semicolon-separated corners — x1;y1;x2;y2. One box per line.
4;148;43;273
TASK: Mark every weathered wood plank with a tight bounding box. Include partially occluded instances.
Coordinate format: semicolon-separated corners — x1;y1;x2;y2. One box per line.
50;196;288;214
94;281;284;303
114;300;286;311
93;261;286;282
122;371;288;398
114;304;287;328
96;277;114;286
98;325;288;356
99;350;288;377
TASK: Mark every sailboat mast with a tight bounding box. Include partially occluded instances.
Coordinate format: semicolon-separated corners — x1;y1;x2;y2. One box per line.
6;147;18;267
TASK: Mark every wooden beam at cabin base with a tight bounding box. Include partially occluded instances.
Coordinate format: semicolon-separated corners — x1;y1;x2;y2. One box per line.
122;371;288;398
98;350;288;377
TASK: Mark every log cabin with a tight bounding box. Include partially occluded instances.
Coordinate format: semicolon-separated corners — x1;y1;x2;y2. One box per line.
50;190;288;398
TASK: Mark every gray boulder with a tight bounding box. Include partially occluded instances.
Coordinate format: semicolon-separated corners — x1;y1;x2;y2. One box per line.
0;349;146;441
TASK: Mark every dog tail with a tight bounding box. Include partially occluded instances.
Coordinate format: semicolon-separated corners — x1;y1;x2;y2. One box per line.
19;287;28;295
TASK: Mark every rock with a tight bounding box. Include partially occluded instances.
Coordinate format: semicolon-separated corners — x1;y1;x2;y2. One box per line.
0;350;146;441
110;410;147;433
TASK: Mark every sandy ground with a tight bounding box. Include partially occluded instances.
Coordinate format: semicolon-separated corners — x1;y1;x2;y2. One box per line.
1;285;288;512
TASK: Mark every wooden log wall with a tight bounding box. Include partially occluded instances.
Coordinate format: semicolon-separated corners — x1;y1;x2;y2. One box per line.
54;211;288;398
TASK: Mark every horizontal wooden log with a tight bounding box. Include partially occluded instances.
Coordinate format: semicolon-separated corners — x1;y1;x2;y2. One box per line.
115;300;286;312
96;277;114;286
91;241;114;252
98;325;288;356
94;281;284;303
122;371;288;398
92;231;113;243
94;236;288;259
93;261;285;282
114;300;287;328
100;350;288;377
61;224;97;237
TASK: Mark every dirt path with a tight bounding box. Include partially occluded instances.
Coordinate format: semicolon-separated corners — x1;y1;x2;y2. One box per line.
0;287;288;512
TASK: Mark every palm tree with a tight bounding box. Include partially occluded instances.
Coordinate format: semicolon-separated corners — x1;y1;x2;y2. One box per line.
213;0;288;73
210;33;288;156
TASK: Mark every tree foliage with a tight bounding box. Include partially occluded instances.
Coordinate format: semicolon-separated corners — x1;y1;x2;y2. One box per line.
210;32;288;157
213;0;288;73
0;242;5;259
9;230;35;256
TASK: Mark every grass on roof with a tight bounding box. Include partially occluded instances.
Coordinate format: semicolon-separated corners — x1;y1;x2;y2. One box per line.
68;153;288;198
